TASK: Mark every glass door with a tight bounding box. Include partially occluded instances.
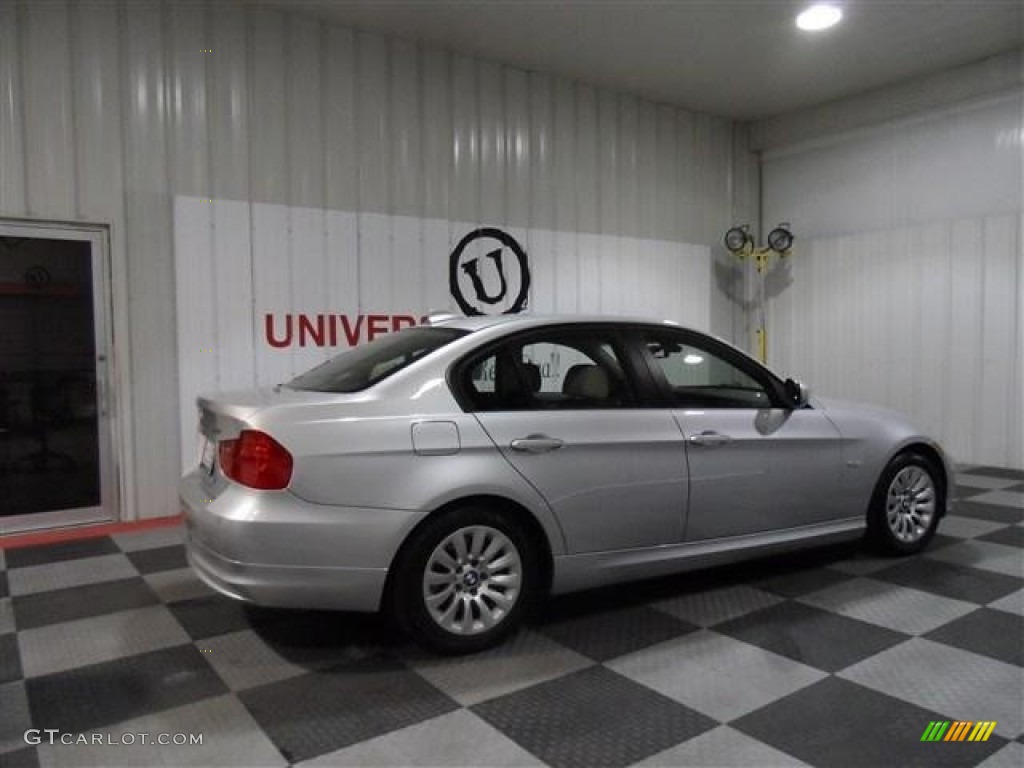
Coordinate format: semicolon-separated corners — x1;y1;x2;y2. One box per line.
0;221;116;533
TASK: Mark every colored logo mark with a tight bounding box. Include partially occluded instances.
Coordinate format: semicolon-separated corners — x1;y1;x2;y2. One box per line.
920;721;997;742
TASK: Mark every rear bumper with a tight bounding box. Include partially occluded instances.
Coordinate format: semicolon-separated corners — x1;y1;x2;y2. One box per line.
180;469;426;612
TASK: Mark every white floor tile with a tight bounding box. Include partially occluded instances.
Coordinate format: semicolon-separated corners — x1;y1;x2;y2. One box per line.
636;725;810;767
608;630;825;722
799;577;977;635
295;710;541;767
409;629;592;706
18;605;189;678
839;638;1023;738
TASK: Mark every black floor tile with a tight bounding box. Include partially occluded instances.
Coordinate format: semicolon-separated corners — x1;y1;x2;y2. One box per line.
0;572;7;600
965;467;1024;481
251;610;407;669
472;666;717;768
715;601;908;673
756;566;853;598
0;747;38;768
25;644;227;734
0;635;21;684
535;604;697;662
873;558;1021;604
239;657;457;763
954;501;1022;525
125;545;188;575
168;595;261;641
732;677;1005;767
925;608;1024;667
12;578;158;631
0;681;31;755
977;526;1024;548
926;533;961;551
4;538;119;569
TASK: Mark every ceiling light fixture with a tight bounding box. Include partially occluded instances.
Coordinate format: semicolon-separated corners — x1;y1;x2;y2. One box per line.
796;4;843;31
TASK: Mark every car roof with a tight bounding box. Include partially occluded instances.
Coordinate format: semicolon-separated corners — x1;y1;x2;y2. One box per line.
432;313;687;333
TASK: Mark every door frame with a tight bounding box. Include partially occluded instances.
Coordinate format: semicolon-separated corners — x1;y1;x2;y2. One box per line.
0;218;123;534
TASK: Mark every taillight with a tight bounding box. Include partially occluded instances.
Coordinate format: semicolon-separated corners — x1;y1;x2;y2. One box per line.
218;430;293;490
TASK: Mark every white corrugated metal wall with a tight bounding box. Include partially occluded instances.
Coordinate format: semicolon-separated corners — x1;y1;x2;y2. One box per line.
0;0;749;520
759;89;1024;469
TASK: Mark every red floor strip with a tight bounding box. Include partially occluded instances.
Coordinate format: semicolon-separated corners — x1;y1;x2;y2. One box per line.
0;514;183;550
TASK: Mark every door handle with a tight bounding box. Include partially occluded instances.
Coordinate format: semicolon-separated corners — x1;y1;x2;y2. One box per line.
510;435;565;453
688;431;732;447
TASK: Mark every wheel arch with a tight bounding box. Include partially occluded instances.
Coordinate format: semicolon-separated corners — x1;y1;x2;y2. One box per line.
383;493;556;612
891;441;950;517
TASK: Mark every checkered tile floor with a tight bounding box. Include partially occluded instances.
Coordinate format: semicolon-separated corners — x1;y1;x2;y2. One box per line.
1;466;1022;768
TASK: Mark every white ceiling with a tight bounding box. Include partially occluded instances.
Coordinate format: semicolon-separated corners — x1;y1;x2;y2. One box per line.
253;0;1023;120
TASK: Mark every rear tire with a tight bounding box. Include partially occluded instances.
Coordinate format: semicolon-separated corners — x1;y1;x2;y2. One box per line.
391;505;538;654
866;452;943;555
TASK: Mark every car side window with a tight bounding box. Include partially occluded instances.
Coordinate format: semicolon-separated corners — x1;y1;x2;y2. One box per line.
465;331;635;411
643;332;772;408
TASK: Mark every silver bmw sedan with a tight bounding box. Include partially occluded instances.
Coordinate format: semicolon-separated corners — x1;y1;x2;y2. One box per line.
181;315;952;653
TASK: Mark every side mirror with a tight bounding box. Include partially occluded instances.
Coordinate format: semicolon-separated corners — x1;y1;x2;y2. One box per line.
784;378;810;408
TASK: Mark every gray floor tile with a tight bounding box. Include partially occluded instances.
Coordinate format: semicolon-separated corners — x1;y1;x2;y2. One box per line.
18;605;189;678
634;725;810;767
652;585;784;626
142;567;215;604
927;540;1023;578
798;577;977;635
6;555;138;597
979;526;1024;548
970;490;1024;510
111;525;184;552
535;604;696;661
925;608;1024;666
715;601;909;673
0;635;21;684
168;595;262;641
939;516;1008;540
125;545;188;575
839;638;1024;738
956;475;1022;491
753;567;852;598
4;539;118;569
472;666;716;768
296;710;542;767
872;557;1021;603
0;746;37;768
732;676;1004;767
25;645;227;736
977;742;1024;768
0;681;31;754
239;658;458;764
409;629;592;707
34;693;285;768
828;552;901;576
988;588;1024;616
608;630;825;722
0;600;12;636
12;578;158;631
198;629;309;691
956;500;1023;525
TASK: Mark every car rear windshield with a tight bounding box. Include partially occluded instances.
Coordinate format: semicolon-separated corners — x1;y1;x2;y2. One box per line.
287;327;468;393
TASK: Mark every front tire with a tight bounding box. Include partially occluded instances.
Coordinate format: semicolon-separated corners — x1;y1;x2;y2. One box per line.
867;452;943;555
391;505;538;654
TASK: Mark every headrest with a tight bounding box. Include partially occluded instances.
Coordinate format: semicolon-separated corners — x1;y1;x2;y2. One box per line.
521;362;542;393
563;364;610;400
